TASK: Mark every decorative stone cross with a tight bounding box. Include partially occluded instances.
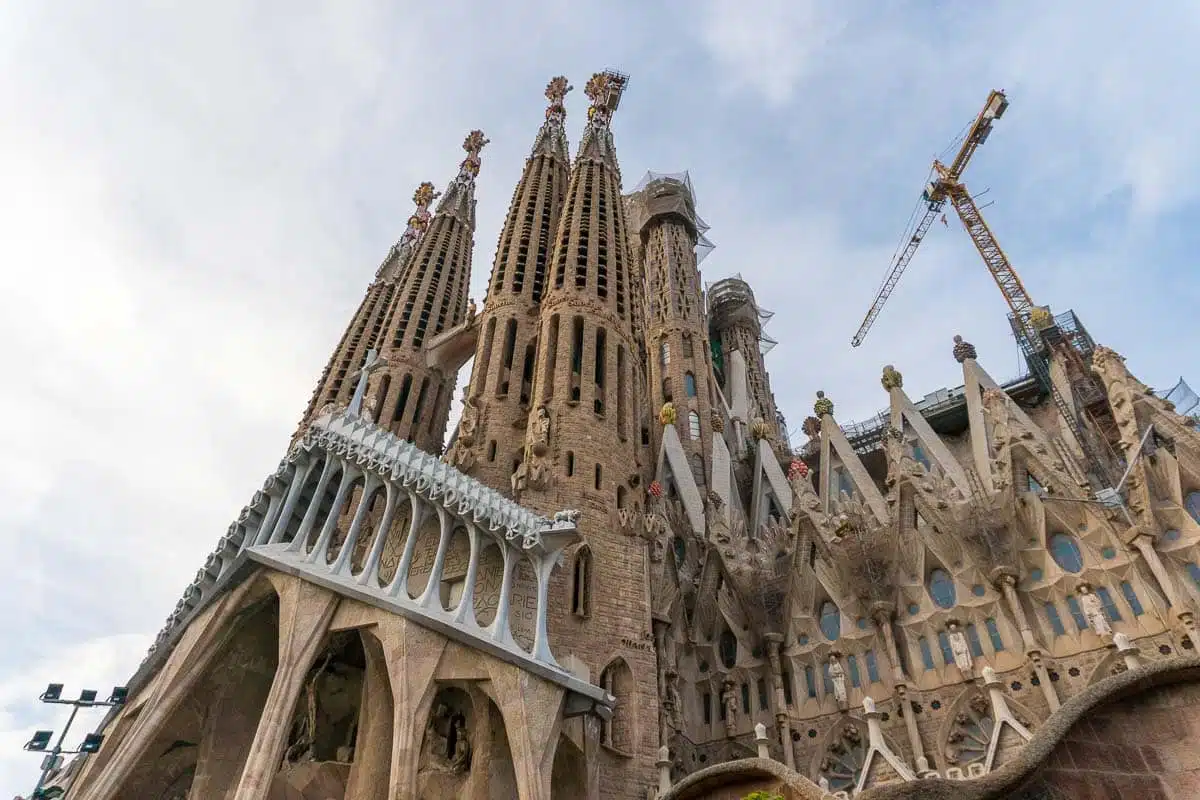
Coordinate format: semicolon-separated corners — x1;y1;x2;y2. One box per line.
348;349;387;417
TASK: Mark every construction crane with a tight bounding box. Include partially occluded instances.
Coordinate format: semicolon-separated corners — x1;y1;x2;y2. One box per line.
851;90;1119;492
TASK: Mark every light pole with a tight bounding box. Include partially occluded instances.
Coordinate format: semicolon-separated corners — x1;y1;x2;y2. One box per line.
22;683;127;799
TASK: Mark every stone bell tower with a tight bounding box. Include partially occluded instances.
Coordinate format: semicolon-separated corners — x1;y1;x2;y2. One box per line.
515;70;659;796
626;173;717;489
445;78;573;493
366;130;488;453
291;181;438;441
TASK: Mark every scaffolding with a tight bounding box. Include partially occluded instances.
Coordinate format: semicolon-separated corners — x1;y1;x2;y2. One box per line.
631;170;715;264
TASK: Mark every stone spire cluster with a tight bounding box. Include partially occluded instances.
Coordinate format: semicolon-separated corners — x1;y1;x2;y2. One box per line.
56;69;1200;800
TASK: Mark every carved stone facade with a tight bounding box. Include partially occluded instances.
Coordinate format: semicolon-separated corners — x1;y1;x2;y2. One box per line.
53;71;1200;800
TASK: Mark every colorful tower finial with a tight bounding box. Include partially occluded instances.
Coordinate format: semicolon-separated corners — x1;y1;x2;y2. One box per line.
459;130;490;180
399;181;440;246
545;76;572;122
585;72;611;126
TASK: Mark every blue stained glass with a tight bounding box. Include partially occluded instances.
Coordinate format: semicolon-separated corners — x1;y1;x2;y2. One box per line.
1066;596;1088;630
937;631;954;665
985;618;1005;651
1049;533;1084;573
847;655;861;688
865;650;880;683
1188;563;1200;590
928;569;957;609
1120;581;1144;616
966;624;984;657
918;636;935;669
1187;492;1200;525
804;666;817;698
1096;587;1122;622
1044;603;1066;636
819;601;841;641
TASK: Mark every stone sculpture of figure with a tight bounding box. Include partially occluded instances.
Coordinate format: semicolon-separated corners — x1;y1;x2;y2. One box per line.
449;716;471;772
532;406;551;454
458;394;479;447
947;622;973;672
721;680;738;736
828;657;847;704
1078;586;1112;636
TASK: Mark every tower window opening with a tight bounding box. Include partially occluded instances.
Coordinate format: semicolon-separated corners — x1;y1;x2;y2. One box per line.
520;343;535;406
688;411;701;440
487;441;497;462
570;316;583;403
373;374;391;424
685;372;697;397
594;463;603;491
617;485;626;509
543;315;559;402
408;378;430;441
499;319;517;397
660;340;671;367
478;317;497;395
392;374;414;425
662;378;673;404
642;426;650;446
566;451;575;477
616;345;628;440
427;383;443;433
572;547;592;618
594;327;607;416
682;333;694;359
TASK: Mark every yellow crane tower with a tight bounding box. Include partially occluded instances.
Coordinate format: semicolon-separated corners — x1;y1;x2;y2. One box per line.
851;90;1119;491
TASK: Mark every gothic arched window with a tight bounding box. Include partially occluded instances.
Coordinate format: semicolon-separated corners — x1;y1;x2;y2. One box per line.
1049;533;1084;573
688;411;701;439
719;630;738;668
685;372;697;397
819;601;841;641
660;341;671;367
927;569;957;609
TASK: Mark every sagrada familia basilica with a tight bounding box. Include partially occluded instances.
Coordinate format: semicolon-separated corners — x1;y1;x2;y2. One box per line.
46;72;1200;799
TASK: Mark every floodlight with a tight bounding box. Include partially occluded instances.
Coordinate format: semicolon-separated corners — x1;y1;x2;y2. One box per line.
40;684;63;702
108;686;129;705
79;733;105;753
24;730;53;751
77;689;97;704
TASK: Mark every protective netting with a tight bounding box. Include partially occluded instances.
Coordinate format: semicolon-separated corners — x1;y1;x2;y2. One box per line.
1164;378;1200;417
633;170;715;264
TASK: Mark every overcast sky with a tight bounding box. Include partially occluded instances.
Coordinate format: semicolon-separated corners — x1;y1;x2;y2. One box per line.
2;0;1198;793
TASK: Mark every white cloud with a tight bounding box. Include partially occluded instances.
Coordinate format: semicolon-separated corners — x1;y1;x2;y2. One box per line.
1;1;1198;794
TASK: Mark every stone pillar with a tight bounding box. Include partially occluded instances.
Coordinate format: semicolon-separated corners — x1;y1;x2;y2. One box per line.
657;745;672;794
1030;651;1060;712
765;634;795;769
754;722;771;759
232;577;340;800
896;685;930;774
996;571;1037;652
1130;534;1198;635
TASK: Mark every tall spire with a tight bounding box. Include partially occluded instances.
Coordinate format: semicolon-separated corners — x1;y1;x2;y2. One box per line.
376;181;440;283
577;70;628;169
293;180;436;441
366;130;486;451
531;75;572;161
434;129;490;226
447;78;574;491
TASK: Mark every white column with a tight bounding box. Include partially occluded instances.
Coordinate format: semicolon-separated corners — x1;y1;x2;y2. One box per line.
329;476;381;575
307;464;361;564
489;546;517;645
267;459;316;545
531;550;557;664
452;524;483;626
286;458;337;553
355;485;400;583
417;506;454;610
386;496;427;598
